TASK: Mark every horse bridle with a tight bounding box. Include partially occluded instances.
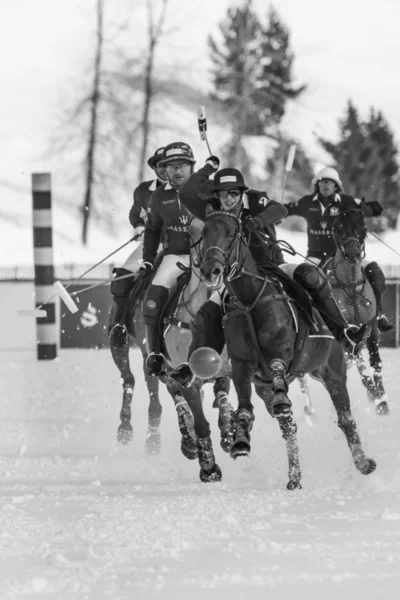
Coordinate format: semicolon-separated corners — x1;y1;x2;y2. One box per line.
201;211;247;281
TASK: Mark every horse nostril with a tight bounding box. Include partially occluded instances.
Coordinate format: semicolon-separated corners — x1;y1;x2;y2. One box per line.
212;267;221;277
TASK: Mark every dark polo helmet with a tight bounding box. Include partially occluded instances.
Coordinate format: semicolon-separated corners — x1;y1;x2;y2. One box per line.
147;147;165;169
211;168;248;192
159;142;196;166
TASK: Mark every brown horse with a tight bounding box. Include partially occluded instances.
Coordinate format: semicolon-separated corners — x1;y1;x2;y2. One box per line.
108;218;233;482
197;210;376;490
300;209;389;418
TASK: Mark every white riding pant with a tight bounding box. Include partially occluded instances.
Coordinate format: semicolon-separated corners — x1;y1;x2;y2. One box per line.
151;254;190;289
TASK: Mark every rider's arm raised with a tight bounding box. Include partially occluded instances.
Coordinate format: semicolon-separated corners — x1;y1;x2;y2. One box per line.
142;190;163;265
179;159;219;221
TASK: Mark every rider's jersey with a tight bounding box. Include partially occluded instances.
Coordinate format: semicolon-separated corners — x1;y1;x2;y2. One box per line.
142;182;191;265
180;167;287;265
285;193;375;260
129;179;161;229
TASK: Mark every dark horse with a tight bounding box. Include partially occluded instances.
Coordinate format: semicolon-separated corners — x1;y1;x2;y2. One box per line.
300;208;389;417
108;218;233;482
197;210;376;489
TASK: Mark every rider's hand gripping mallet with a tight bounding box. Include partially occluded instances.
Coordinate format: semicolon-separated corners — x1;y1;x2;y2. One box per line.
198;106;213;155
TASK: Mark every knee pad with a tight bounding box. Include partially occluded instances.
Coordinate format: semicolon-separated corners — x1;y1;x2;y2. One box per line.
293;262;326;291
365;261;386;292
111;267;135;298
142;285;169;325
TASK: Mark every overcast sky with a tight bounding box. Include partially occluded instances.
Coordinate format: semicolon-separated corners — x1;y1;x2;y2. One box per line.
1;0;400;189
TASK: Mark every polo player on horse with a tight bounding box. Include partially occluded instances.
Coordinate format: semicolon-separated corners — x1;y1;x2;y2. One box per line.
170;167;366;388
284;166;393;332
141;142;220;377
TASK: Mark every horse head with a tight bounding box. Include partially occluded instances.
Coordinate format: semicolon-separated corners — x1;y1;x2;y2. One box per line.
332;208;367;261
200;210;242;290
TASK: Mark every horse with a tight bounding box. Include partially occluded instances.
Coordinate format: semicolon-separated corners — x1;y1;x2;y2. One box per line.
300;208;389;418
108;218;234;481
197;210;376;490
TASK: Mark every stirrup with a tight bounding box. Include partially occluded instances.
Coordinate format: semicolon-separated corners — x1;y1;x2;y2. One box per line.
109;323;128;344
145;352;167;377
377;314;394;333
169;363;195;388
343;324;365;357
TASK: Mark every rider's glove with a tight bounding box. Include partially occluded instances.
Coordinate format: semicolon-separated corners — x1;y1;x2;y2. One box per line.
139;261;153;275
243;216;259;233
133;225;145;239
206;156;220;171
367;200;383;217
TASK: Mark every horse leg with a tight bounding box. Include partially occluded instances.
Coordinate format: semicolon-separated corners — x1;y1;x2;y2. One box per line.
230;362;255;460
166;380;198;461
143;364;163;454
314;348;376;475
187;381;222;483
270;359;292;418
256;384;302;490
366;323;389;416
109;324;135;445
213;376;234;453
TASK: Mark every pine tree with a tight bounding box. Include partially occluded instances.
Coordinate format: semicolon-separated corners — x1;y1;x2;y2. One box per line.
320;101;400;229
208;1;305;170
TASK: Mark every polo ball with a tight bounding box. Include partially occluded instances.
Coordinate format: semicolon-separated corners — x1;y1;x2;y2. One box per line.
190;347;223;379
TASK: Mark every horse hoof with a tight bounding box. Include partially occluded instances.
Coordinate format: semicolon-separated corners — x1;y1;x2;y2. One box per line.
145;435;161;455
220;433;233;453
273;405;293;419
287;480;302;491
181;439;198;460
230;439;250;459
358;457;377;475
376;401;389;416
199;463;222;483
117;424;133;445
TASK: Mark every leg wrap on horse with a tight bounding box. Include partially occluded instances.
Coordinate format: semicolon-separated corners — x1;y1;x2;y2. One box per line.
365;261;385;312
111;267;136;298
189;300;225;357
293;263;348;333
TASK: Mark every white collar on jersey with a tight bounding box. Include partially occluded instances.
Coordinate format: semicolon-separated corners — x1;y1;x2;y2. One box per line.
149;179;157;191
312;193;341;203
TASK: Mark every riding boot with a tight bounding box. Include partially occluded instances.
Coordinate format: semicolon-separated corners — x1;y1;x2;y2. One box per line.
170;300;225;388
143;285;169;376
365;261;393;332
294;263;366;356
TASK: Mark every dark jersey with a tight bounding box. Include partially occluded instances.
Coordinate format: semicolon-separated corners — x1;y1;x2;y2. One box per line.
129;179;160;229
142;182;191;265
180;166;287;265
285;192;375;260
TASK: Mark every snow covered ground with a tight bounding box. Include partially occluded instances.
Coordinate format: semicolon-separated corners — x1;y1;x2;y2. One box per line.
1;347;400;599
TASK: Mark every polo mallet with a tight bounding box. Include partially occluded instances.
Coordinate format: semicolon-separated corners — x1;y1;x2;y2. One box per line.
198;106;213;155
281;143;296;203
18;234;140;317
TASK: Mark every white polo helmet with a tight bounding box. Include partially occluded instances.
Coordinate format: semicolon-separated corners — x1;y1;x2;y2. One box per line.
312;167;343;192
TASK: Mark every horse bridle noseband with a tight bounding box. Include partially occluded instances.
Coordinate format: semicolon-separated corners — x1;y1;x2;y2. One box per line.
201;211;246;281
